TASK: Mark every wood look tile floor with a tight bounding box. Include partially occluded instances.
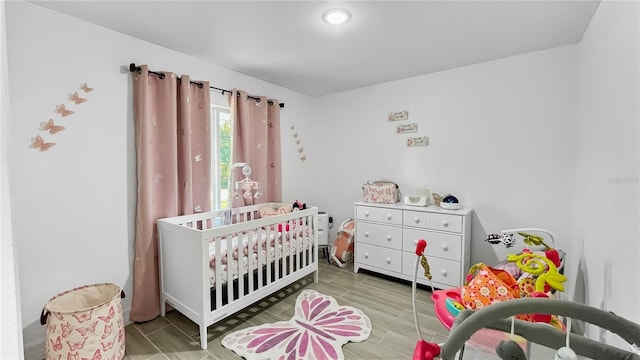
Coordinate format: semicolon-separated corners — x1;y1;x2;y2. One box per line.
123;260;449;360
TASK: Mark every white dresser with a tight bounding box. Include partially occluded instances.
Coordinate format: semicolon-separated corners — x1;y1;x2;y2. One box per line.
354;201;472;289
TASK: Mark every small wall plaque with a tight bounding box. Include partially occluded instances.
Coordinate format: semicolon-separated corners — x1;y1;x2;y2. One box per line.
407;136;429;147
396;123;417;134
388;110;408;122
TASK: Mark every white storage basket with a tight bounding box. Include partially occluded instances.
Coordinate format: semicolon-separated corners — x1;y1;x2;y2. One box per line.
41;283;125;360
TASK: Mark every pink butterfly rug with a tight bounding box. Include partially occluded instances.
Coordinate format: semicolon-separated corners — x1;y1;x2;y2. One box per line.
221;289;372;360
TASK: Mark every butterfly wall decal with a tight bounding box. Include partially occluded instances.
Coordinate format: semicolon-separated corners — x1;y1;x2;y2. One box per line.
31;82;97;152
40;119;65;134
68;91;87;104
55;104;74;117
80;82;94;93
30;135;55;152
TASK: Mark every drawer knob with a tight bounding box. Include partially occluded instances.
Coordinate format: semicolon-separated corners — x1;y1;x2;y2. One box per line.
414;217;420;224
441;244;448;251
364;252;369;259
441;269;447;276
364;211;370;217
386;214;392;220
442;220;449;227
387;235;392;241
386;257;391;264
365;231;370;237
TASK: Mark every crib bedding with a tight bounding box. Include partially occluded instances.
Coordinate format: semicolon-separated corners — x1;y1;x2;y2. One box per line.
208;227;311;286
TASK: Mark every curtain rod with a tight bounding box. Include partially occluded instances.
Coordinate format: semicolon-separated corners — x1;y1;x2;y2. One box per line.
128;63;284;108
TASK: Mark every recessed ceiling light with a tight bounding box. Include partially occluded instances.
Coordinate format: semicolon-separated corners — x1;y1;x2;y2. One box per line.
322;8;351;25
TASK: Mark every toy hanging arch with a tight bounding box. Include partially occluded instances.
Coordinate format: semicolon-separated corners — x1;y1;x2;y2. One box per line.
439;298;640;360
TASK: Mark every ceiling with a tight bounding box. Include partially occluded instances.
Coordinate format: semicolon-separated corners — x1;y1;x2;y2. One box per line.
30;1;600;97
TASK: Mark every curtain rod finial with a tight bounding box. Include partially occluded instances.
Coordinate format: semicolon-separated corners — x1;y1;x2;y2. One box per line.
129;63;137;72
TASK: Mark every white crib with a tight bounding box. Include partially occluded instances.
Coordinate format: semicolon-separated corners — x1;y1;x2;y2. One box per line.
156;203;319;350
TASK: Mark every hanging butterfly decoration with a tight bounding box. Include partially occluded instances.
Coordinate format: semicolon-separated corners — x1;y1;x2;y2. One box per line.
40;119;65;134
80;82;94;93
68;91;87;104
32;82;96;152
290;125;307;162
55;103;74;117
29;135;56;152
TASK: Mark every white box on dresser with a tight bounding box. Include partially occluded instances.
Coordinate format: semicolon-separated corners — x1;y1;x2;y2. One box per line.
354;201;472;289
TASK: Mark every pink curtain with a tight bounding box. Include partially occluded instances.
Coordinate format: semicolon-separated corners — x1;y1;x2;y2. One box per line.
229;90;282;207
130;65;211;322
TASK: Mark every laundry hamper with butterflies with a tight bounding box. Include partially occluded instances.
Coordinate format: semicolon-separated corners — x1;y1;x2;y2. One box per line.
41;283;125;360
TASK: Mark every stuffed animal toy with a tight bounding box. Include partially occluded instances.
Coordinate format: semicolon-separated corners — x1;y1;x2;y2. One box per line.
292;200;307;211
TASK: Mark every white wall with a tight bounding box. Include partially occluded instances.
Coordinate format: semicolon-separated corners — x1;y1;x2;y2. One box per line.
300;45;578;269
572;0;640;342
7;0;639;355
5;1;313;355
1;0;24;358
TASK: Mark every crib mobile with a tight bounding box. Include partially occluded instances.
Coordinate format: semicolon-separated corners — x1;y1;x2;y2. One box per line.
231;162;261;201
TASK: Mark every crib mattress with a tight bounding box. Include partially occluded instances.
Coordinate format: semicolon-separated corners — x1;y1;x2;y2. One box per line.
208;228;311;286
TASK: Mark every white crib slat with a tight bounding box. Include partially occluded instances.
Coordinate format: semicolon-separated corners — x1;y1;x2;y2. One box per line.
282;224;287;278
227;233;234;305
215;236;222;311
246;230;251;295
275;225;281;281
302;216;307;268
291;219;296;272
266;227;272;285
257;230;264;288
294;219;300;271
238;231;245;299
301;216;307;268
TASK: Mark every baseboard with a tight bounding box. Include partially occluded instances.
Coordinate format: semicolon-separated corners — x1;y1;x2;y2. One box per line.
23;340;44;360
123;306;132;326
23;307;132;360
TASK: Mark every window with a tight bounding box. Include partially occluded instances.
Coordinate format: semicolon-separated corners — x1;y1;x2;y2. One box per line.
210;104;231;210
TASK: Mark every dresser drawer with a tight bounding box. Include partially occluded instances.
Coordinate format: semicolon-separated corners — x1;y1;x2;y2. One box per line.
402;252;461;288
356;222;402;250
403;229;462;262
356;243;402;273
356;206;402;225
430;213;462;233
403;210;430;228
